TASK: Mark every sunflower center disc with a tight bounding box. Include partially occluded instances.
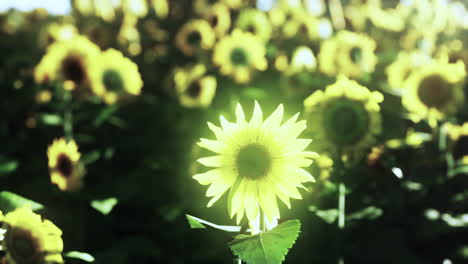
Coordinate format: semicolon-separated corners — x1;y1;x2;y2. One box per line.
103;69;124;92
187;31;201;46
236;144;271;180
417;74;452;109
57;153;73;178
10;228;36;260
350;47;363;64
230;48;249;66
62;56;85;84
323;99;369;146
454;135;468;160
187;81;201;98
210;16;219;27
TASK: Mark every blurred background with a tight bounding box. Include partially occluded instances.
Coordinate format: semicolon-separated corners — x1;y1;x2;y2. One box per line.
1;0;468;263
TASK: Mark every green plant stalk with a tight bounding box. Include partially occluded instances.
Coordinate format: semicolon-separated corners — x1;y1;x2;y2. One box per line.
63;90;73;141
336;149;346;264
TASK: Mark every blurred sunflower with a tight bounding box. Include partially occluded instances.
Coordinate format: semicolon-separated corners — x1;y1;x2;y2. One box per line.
366;0;410;32
47;138;85;192
194;0;242;14
282;9;319;41
89;48;143;104
436;40;468;72
173;64;217;108
344;0;368;32
150;0;169;19
194;102;316;231
204;3;231;38
176;20;215;57
38;23;77;48
445;123;468;164
312;154;334;181
319;30;377;78
34;35;100;90
401;29;437;54
402;60;466;124
2;207;63;264
304;76;384;163
386;51;432;90
122;0;148;18
213;30;267;83
74;0;117;22
236;8;271;43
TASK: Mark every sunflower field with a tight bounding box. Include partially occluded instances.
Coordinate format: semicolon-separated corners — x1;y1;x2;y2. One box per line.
1;0;468;263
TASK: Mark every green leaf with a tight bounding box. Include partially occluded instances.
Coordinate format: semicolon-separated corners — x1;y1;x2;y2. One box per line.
185;214;241;232
91;197;118;215
0;159;18;176
39;114;63;125
347;206;383;221
0;191;44;213
65;251;95;262
309;206;339;224
93;105;119;127
228;219;301;264
81;151;100;165
448;165;468;177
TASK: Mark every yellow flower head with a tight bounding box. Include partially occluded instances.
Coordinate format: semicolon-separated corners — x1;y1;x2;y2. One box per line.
89;48;143;104
444;122;468;164
194;102;317;230
204;3;231;38
47;138;85;192
436;40;468;72
319;30;377;78
402;60;466;123
401;29;437;54
38;23;77;48
281;8;319;41
213;30;267;84
304;76;384;163
236;8;272;43
366;0;410;32
2;207;63;264
386;51;432;90
176;19;216;56
194;0;243;15
34;35;100;90
174;64;217;108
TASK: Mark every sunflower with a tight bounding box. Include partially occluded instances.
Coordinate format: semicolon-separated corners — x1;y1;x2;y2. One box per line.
194;0;243;15
402;60;466;124
281;9;319;41
366;0;411;32
176;19;215;57
436;40;468;72
47;138;85;192
173;64;217;108
386;51;432;90
344;0;369;32
38;23;77;48
89;48;143;104
401;29;437;55
445;123;468;165
236;8;272;43
122;0;148;18
204;3;231;38
213;30;267;84
150;0;169;19
304;76;383;163
319;30;377;78
34;35;100;90
1;207;63;264
194;102;317;231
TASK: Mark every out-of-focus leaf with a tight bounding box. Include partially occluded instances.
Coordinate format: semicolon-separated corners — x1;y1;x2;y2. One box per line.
228;220;301;264
0;159;18;176
82;151;100;165
65;251;95;262
0;191;43;213
91;197;118;215
309;206;339;224
348;206;383;221
39;114;63;126
185;214;241;232
448;165;468;177
93;105;119;127
242;87;267;99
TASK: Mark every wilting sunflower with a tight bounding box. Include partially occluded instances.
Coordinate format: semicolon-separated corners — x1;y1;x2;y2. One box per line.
89;48;143;104
213;30;267;83
319;30;377;78
386;51;432;90
173;64;217;108
1;207;63;264
204;3;231;38
194;102;317;230
34;35;100;90
402;60;466;124
47;138;85;192
176;19;215;57
304;76;383;163
236;8;272;43
445;123;468;165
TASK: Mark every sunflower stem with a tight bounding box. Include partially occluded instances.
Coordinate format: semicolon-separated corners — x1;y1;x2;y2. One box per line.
63;90;73;141
335;150;346;264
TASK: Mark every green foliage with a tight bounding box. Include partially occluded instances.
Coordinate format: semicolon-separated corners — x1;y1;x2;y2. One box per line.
228;220;301;264
0;191;44;213
91;197;118;215
65;251;95;262
186;214;241;232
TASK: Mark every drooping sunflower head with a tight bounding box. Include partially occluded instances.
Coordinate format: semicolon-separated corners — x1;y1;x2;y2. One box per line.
47;138;85;192
304;76;384;163
2;207;63;264
176;19;216;56
402;60;466;123
236;8;272;43
89;48;143;104
204;3;231;38
173;64;217;108
386;51;432;90
34;35;100;90
445;123;468;164
194;102;317;229
213;30;267;83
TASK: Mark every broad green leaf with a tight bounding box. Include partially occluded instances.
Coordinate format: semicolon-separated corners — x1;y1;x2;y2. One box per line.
0;191;44;213
347;206;383;221
0;159;18;175
39;114;63;125
65;251;95;262
228;219;301;264
309;206;339;224
185;214;241;232
91;198;118;215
